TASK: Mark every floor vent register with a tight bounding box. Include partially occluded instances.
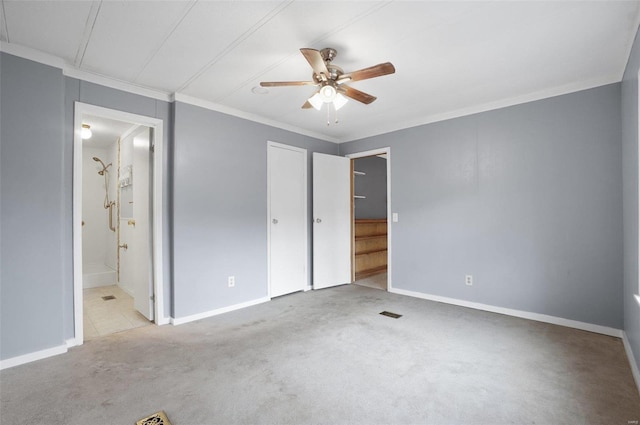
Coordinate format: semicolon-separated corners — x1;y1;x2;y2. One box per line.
379;311;402;319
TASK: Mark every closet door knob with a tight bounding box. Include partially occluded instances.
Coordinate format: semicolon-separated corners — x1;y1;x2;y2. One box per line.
272;218;278;224
316;218;322;223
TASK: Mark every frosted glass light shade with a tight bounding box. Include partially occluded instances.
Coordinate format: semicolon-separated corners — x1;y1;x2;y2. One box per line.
308;91;348;111
308;93;323;110
333;93;348;111
81;124;92;139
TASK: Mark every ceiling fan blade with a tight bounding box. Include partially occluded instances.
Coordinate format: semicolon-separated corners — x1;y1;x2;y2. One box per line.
340;62;395;83
260;81;316;87
339;85;377;104
302;100;314;109
300;48;329;80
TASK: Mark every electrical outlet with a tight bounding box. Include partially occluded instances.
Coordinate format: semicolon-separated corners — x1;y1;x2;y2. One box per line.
228;276;235;288
465;275;473;286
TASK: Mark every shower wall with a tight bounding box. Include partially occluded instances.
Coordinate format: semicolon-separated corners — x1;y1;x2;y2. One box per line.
82;143;117;287
105;139;118;271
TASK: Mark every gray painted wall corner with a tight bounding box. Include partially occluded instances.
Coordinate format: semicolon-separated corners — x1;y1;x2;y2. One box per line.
622;23;640;381
340;83;624;330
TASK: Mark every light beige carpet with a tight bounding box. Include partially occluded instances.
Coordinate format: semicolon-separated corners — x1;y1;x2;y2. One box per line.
2;284;639;424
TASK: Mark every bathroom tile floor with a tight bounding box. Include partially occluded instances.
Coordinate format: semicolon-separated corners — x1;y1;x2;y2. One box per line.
83;285;151;340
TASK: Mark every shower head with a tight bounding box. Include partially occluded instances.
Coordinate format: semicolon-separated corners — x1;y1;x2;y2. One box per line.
92;157;112;175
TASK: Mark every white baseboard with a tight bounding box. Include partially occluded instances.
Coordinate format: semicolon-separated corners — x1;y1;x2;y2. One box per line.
156;316;171;326
171;297;270;326
0;344;67;370
65;338;79;348
623;332;640;395
118;283;134;298
389;287;623;338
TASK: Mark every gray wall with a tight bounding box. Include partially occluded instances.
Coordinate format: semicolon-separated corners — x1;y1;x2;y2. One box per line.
1;54;66;359
172;102;337;319
621;25;640;376
0;52;335;360
340;83;623;329
354;156;387;219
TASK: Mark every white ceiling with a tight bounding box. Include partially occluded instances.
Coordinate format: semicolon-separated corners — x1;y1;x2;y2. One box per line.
82;114;139;148
2;1;639;143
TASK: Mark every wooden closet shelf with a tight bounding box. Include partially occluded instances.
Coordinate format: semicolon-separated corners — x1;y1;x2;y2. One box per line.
355;234;387;241
355;248;388;256
355;266;388;280
353;218;388;280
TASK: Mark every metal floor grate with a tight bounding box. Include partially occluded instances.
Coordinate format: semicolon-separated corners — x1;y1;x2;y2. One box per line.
136;411;172;425
380;311;402;319
101;295;116;301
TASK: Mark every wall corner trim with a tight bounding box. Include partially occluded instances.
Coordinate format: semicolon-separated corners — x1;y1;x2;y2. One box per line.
0;344;67;371
170;297;271;326
623;332;640;396
389;287;623;338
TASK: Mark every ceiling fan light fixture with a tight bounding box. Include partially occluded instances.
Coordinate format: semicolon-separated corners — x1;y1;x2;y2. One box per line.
81;124;92;140
319;84;337;102
333;93;348;111
308;92;324;110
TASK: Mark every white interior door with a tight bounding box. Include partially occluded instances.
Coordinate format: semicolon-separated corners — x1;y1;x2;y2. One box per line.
313;152;351;289
133;128;153;320
268;143;307;298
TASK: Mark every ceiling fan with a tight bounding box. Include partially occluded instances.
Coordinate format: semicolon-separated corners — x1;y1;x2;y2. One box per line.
260;48;395;111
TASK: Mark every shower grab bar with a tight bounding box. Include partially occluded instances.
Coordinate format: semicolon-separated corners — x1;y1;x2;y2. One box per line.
107;201;116;232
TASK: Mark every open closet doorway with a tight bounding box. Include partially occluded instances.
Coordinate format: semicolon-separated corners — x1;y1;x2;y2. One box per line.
347;148;391;291
72;103;165;345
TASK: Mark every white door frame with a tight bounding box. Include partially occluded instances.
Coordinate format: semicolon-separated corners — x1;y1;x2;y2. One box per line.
345;147;392;291
72;102;166;346
266;141;309;297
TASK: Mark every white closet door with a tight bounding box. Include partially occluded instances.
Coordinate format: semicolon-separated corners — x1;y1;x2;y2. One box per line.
313;152;351;290
268;143;307;298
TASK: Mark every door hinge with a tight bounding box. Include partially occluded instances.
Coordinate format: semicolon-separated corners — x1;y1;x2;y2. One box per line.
150;294;155;302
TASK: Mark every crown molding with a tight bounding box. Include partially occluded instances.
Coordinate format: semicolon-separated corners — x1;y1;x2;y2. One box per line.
0;41;339;142
172;93;340;144
1;42;171;101
346;74;621;143
64;67;171;102
1;41;623;145
1;41;66;69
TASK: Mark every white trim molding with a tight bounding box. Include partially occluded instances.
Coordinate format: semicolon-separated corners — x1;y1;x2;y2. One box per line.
0;42;171;102
623;332;640;396
0;345;67;371
171;297;270;326
172;93;340;144
390;287;623;338
72;103;166;347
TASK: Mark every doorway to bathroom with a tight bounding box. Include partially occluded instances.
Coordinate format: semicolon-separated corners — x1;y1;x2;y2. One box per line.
72;103;165;345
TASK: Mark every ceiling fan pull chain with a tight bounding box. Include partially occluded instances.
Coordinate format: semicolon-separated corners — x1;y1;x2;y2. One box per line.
334;103;339;124
327;104;330;126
